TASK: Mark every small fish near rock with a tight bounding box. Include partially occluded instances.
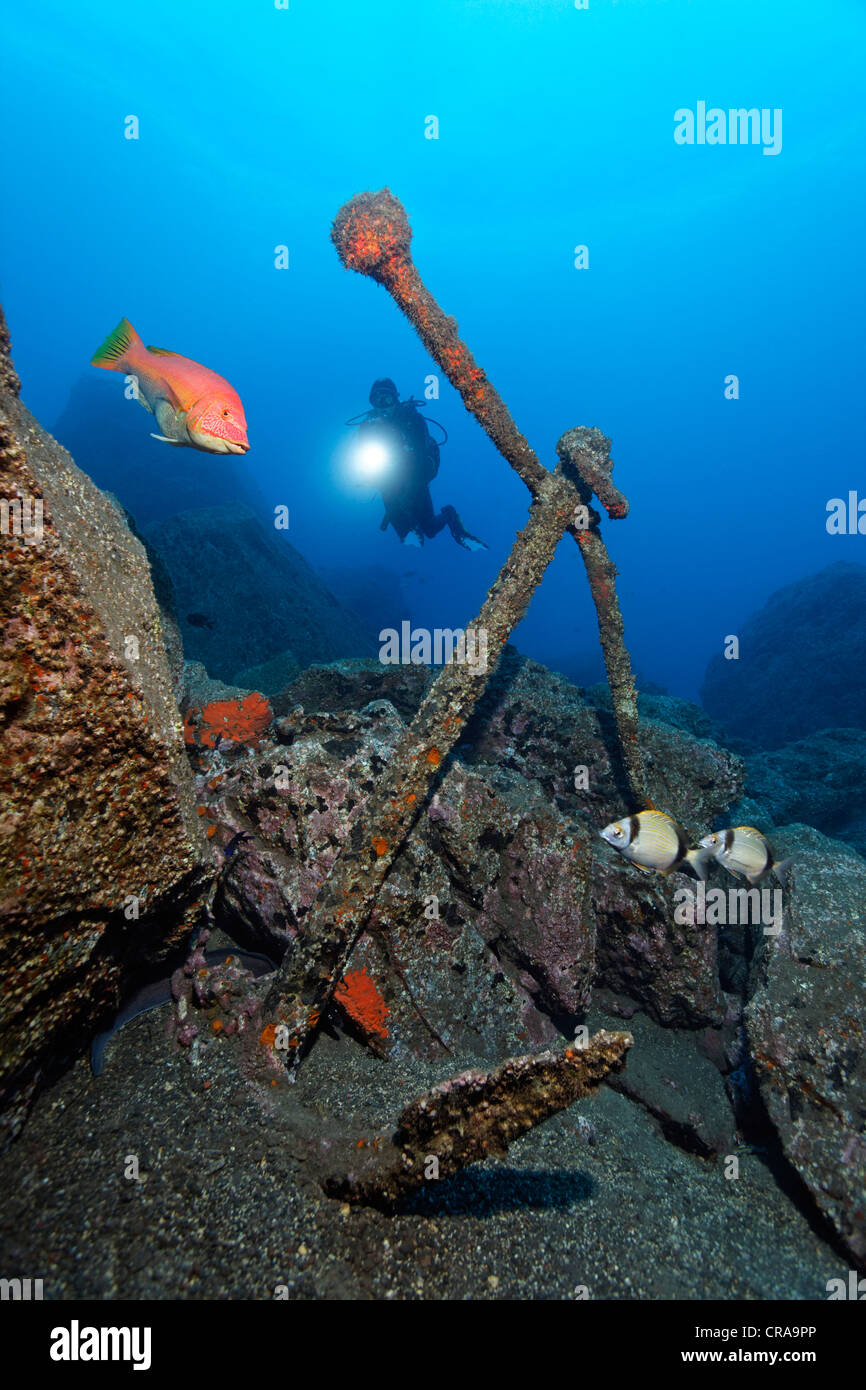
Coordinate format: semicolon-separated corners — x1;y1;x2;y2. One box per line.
91;317;249;455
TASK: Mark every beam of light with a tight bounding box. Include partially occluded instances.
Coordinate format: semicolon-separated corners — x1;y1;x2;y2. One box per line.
354;438;391;480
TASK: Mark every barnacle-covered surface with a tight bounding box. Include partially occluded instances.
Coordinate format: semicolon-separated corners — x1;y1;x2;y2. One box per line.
321;1031;633;1207
0;321;211;1143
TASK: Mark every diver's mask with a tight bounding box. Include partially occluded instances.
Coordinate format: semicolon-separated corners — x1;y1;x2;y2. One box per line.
369;377;399;412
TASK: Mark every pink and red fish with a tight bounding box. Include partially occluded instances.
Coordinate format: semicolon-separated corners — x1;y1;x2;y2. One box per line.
91;317;249;454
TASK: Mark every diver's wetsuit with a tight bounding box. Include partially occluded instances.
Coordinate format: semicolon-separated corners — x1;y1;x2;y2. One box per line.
366;398;486;550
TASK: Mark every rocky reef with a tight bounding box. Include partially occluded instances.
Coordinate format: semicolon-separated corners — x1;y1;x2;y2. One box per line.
745;825;866;1262
731;727;866;860
147;504;375;685
0;308;212;1143
183;652;860;1263
1;196;864;1295
701;562;866;748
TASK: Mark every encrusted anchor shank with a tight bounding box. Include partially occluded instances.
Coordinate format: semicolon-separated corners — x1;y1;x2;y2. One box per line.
321;1030;633;1208
331;189;548;496
556;426;646;810
262;473;577;1056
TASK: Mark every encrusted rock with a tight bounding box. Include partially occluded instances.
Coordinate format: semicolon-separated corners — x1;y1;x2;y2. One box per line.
147;504;375;684
212;699;593;1056
745;824;866;1262
0;362;211;1142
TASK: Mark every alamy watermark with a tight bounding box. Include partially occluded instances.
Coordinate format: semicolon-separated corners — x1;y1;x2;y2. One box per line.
1;495;43;543
379;621;488;674
826;491;865;535
49;1321;151;1370
0;1276;43;1299
674;883;782;935
674;103;782;156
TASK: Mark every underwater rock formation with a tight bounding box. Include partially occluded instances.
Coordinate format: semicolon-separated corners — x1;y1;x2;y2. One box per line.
232;648;301;698
201;655;742;1047
591;1007;737;1157
318;564;412;644
731;727;866;860
107;495;185;689
465;652;741;1027
210;697;589;1056
147;504;375;684
701;563;866;748
745;824;866;1263
0;315;212;1142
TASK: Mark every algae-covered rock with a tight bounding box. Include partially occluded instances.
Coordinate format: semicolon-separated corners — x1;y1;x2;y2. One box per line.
206;650;746;1046
210;698;590;1057
0;311;212;1142
732;728;866;860
745;824;866;1262
233;647;301;696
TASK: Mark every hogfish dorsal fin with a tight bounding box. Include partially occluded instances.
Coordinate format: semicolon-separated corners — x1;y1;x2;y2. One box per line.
146;345;180;356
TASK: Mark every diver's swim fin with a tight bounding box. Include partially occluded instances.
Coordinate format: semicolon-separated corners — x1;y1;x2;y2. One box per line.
449;510;488;550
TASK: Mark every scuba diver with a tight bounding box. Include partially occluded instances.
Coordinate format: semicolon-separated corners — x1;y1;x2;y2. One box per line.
347;379;487;550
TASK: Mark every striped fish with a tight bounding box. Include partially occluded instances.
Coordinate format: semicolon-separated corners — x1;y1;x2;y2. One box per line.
699;826;792;888
600;809;708;879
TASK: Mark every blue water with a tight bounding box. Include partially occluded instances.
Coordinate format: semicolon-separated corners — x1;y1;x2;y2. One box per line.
2;0;864;698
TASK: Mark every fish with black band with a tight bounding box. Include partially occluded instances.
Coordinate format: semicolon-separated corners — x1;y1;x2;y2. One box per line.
699;826;792;888
600;808;708;879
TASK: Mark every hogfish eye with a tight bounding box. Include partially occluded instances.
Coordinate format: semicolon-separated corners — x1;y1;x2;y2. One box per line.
222;409;230;417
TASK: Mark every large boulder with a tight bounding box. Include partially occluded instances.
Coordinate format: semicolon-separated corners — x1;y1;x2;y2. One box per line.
0;307;212;1142
731;728;866;860
201;652;744;1045
209;698;596;1057
746;824;866;1263
463;651;743;1026
147;505;376;684
700;563;866;748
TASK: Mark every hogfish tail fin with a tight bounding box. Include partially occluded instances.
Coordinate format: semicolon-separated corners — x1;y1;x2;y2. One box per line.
90;316;144;371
